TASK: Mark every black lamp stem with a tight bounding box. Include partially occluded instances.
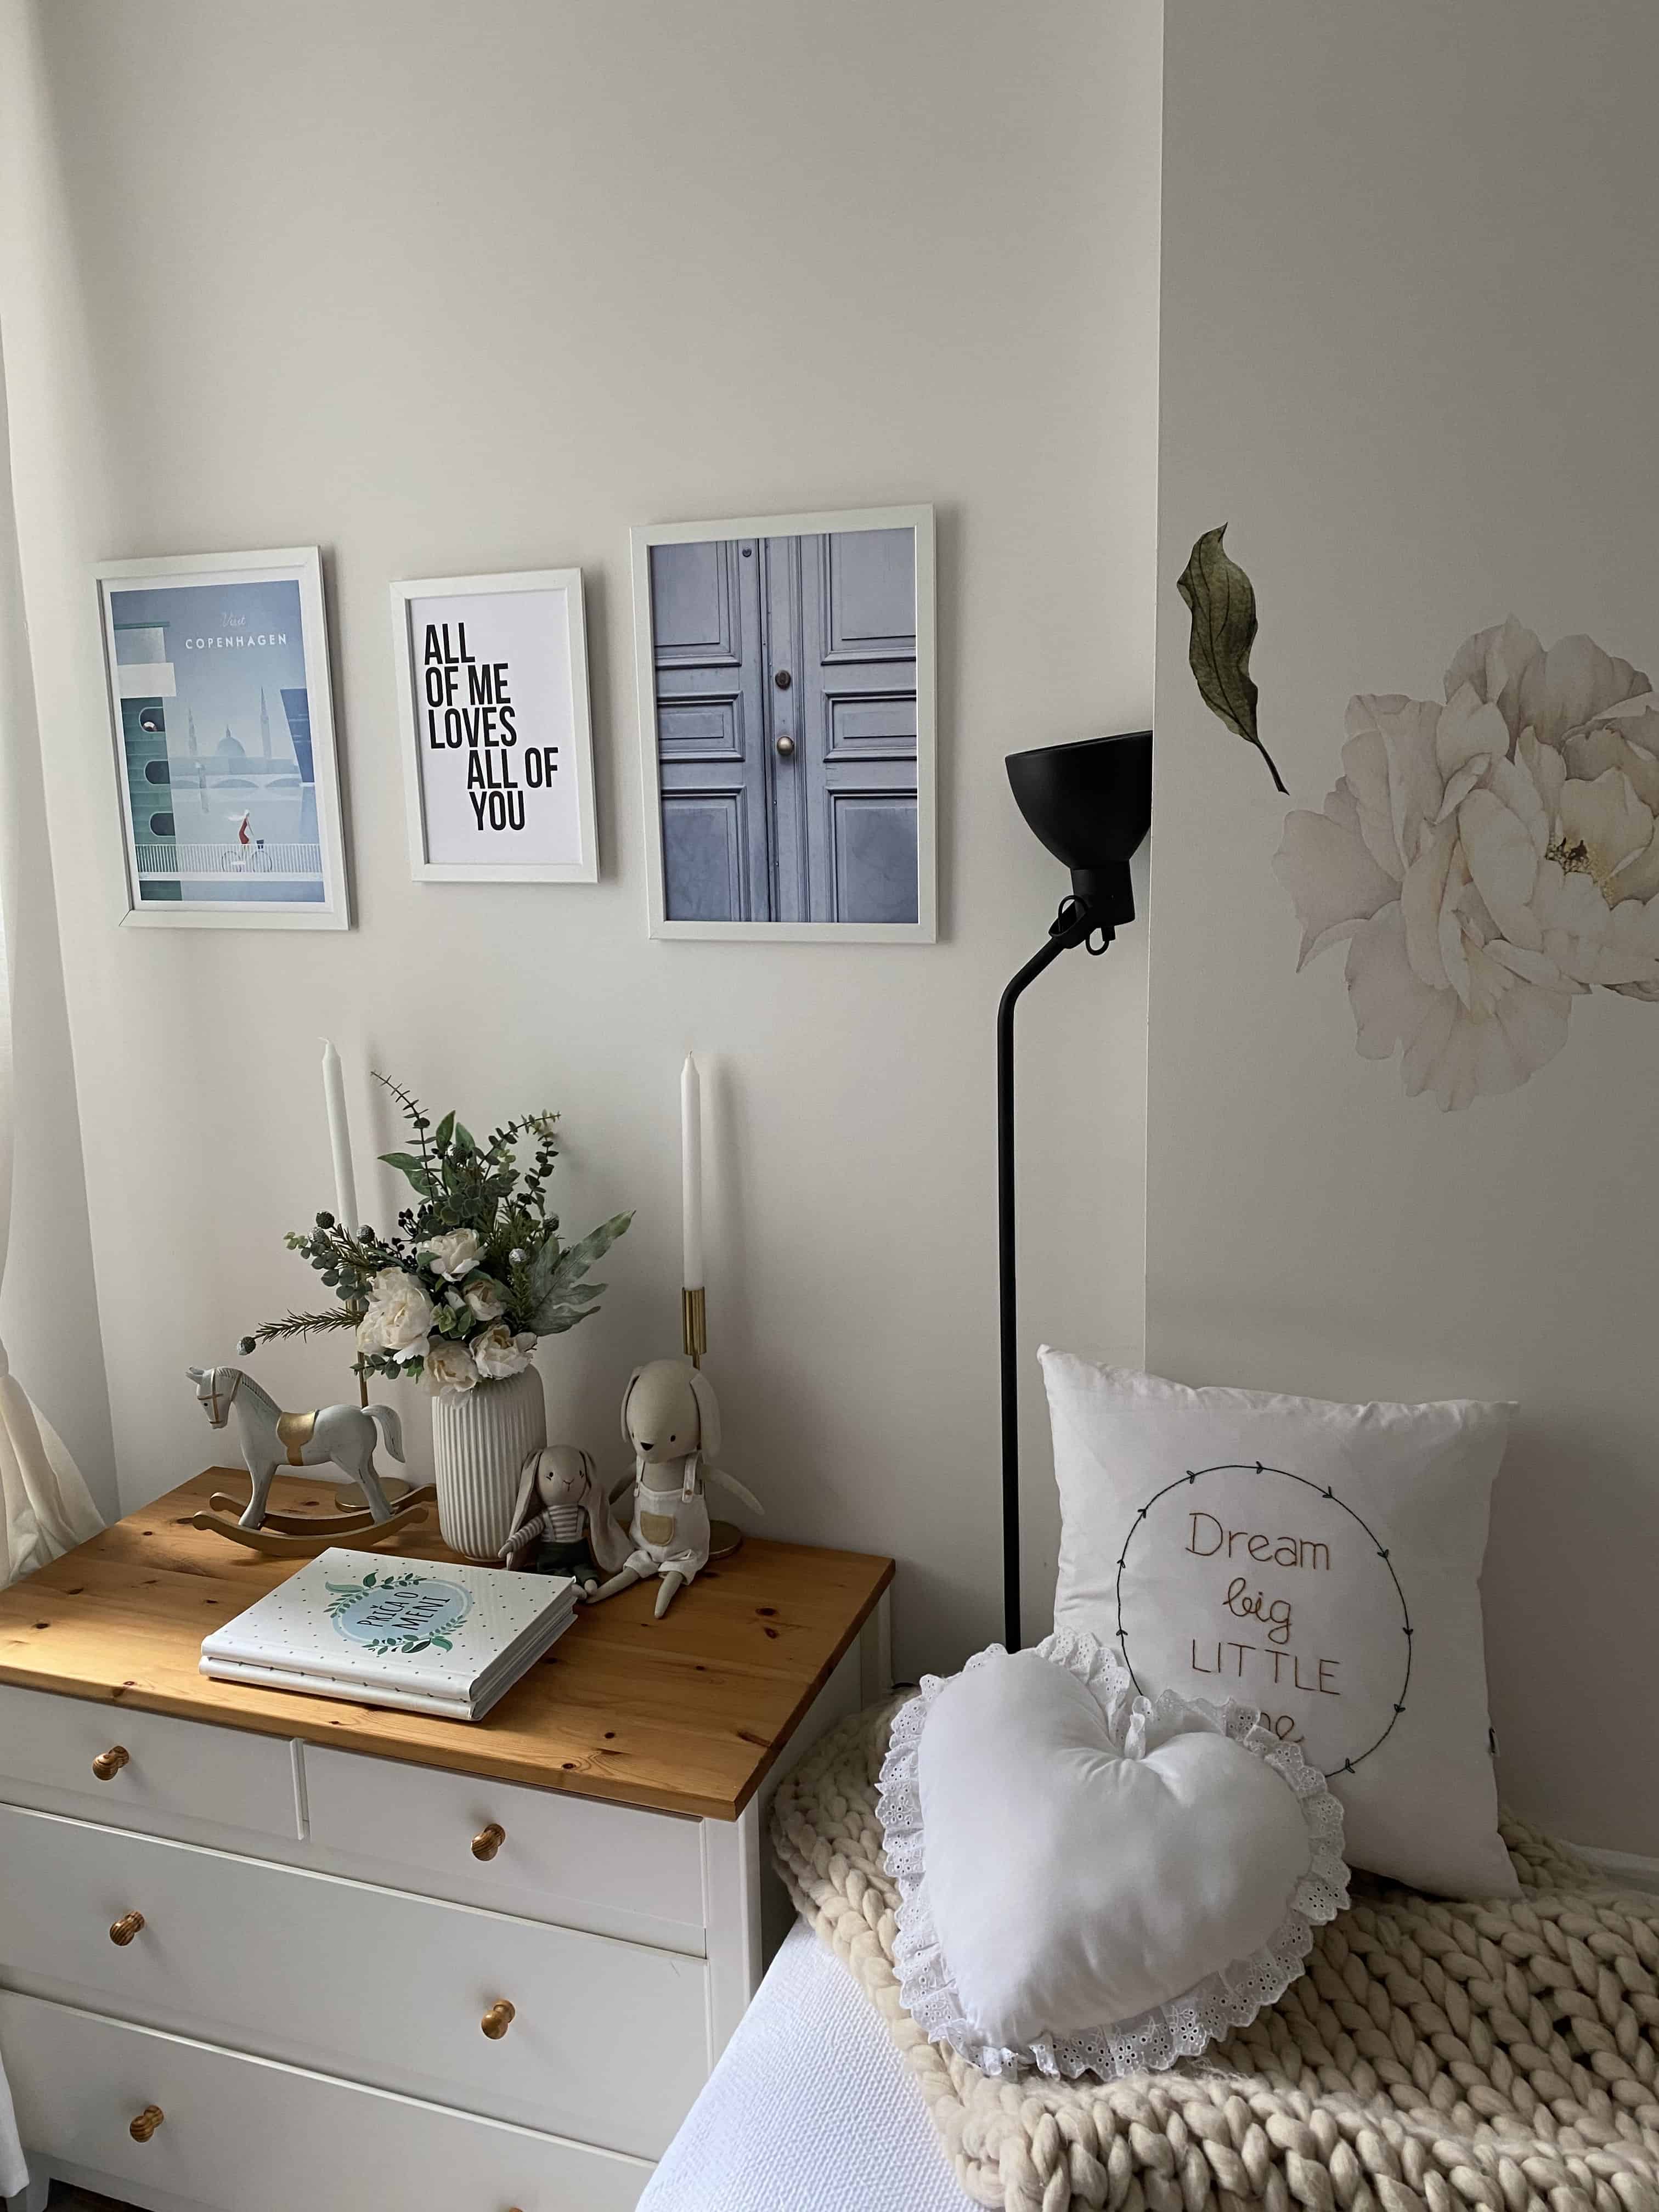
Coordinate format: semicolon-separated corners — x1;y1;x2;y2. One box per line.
997;897;1105;1652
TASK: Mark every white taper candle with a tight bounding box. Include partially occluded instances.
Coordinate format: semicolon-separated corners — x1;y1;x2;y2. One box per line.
681;1051;704;1289
320;1039;359;1234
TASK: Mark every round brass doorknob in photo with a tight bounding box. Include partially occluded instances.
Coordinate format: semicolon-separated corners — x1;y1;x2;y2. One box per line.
775;733;795;757
109;1911;146;1946
129;2105;164;2143
471;1822;505;1861
92;1745;129;1781
774;668;792;690
480;1999;516;2040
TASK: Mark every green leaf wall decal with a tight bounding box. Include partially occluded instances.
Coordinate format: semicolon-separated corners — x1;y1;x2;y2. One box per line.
1176;525;1286;794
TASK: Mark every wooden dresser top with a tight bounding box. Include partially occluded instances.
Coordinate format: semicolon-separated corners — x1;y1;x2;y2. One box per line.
0;1471;893;1821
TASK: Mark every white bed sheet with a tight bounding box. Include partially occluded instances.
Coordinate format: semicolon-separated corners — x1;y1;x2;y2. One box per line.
639;1920;976;2212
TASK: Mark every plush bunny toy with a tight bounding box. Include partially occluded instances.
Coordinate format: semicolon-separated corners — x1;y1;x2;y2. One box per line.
589;1361;762;1617
499;1445;632;1596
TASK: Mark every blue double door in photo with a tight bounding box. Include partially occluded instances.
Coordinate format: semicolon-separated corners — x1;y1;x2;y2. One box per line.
651;529;919;923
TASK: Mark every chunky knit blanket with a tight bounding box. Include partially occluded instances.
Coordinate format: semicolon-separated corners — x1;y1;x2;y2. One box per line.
770;1699;1659;2212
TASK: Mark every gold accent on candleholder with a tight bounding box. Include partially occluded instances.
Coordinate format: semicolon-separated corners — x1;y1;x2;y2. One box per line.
471;1822;505;1861
681;1285;707;1369
109;1911;145;1946
92;1745;129;1781
129;2105;164;2142
707;1518;744;1560
481;1999;516;2039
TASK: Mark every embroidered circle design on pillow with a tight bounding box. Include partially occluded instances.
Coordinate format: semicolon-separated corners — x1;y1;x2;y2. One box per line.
1114;1464;1410;1776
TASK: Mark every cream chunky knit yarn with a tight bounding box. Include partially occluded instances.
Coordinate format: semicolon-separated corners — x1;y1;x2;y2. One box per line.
770;1699;1659;2212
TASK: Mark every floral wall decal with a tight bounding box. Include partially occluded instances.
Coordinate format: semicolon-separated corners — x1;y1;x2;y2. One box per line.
1177;524;1286;793
1274;617;1659;1109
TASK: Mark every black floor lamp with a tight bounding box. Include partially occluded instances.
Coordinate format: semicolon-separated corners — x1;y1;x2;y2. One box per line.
998;730;1153;1651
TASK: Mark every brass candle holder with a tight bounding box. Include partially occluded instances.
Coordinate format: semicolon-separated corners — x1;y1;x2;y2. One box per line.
681;1285;707;1369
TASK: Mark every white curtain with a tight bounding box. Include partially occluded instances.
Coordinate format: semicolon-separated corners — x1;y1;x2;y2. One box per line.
0;302;103;2202
0;320;103;1590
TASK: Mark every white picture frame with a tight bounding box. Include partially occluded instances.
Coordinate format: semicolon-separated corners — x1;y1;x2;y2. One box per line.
630;504;936;942
95;546;349;930
391;567;598;884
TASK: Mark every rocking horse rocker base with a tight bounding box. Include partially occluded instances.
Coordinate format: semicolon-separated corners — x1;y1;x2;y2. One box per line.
192;1487;438;1559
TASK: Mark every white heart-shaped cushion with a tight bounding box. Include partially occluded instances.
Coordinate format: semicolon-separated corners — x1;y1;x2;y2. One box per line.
879;1634;1347;2075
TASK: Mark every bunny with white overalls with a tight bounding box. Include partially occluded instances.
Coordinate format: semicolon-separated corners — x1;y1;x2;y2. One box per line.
589;1361;761;1617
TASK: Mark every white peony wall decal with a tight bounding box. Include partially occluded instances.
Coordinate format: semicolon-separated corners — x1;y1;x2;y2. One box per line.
1274;618;1659;1109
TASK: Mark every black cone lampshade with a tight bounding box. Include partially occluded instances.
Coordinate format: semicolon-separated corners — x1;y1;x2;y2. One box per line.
1006;730;1153;921
998;729;1153;1650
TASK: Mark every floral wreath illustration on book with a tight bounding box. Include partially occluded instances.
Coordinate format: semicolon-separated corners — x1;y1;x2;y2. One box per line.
325;1567;473;1656
1180;527;1659;1110
1114;1462;1411;1779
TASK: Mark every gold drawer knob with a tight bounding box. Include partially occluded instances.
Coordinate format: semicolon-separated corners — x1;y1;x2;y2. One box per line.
471;1822;505;1861
480;1999;516;2040
129;2104;164;2142
109;1911;146;1947
92;1745;130;1781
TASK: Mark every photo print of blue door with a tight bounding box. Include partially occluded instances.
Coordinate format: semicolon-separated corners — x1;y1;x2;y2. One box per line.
649;527;919;923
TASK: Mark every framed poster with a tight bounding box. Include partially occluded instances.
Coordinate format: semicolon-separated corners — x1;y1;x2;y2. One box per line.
95;547;349;929
629;504;936;942
391;568;598;883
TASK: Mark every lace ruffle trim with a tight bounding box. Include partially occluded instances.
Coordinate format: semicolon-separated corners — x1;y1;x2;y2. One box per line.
875;1628;1351;2080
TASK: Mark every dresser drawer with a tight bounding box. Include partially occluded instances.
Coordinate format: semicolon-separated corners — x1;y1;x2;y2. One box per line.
0;1804;707;2158
1;1987;650;2211
304;1740;707;1951
0;1683;301;1841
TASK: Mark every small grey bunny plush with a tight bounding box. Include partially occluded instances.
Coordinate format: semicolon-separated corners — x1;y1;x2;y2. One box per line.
499;1445;632;1596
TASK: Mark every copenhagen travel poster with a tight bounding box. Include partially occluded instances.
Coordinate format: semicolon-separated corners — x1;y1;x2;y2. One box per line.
97;550;348;929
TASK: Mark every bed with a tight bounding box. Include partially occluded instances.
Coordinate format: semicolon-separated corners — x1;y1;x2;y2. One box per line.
636;1919;973;2212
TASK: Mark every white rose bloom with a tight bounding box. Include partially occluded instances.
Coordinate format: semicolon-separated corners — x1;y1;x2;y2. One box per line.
422;1228;483;1282
357;1268;435;1354
424;1339;478;1396
1275;618;1659;1109
471;1323;536;1381
463;1276;507;1323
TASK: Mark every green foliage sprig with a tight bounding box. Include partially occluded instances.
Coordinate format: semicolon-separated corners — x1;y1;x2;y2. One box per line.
241;1075;631;1390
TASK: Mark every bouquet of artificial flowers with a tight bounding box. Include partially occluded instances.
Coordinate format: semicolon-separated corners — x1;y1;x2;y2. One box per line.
243;1076;630;1396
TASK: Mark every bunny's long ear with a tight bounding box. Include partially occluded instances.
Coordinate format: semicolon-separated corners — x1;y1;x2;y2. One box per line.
583;1454;634;1575
509;1449;540;1537
687;1368;721;1460
619;1367;644;1446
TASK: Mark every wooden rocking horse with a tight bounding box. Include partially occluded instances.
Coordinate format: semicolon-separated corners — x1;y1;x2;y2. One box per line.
185;1364;437;1558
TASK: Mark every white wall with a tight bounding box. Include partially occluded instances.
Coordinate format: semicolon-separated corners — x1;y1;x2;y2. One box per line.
0;0;1160;1674
1152;1;1659;1850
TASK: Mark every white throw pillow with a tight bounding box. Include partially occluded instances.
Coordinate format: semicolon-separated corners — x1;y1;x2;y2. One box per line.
878;1632;1348;2078
1040;1351;1515;1896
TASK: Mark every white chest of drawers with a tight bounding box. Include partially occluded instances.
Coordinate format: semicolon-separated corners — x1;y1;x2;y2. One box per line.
0;1474;892;2212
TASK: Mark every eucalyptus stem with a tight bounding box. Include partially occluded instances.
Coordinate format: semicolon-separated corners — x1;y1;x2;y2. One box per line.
246;1309;358;1345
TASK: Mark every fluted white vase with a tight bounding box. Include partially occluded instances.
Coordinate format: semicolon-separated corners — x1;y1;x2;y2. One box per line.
431;1365;547;1562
